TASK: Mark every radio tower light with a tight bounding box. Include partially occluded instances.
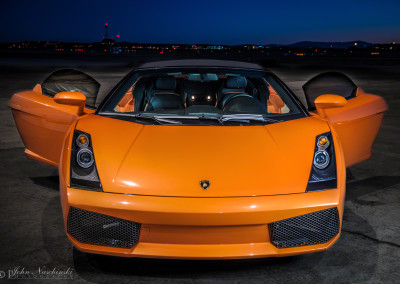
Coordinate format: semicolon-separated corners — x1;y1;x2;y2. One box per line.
104;23;109;39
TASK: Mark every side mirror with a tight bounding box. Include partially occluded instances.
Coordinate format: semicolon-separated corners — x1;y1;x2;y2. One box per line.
314;94;347;118
54;91;86;116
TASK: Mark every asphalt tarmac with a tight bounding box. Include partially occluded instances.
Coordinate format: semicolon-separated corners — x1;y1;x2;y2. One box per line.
0;54;399;283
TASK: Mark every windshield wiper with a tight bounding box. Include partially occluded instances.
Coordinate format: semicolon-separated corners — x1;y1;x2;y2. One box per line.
107;112;281;125
220;114;282;124
131;114;184;125
142;114;223;124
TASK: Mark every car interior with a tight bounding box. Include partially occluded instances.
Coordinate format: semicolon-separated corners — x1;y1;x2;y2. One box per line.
114;73;290;115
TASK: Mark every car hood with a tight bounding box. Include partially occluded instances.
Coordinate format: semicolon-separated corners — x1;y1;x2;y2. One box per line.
76;115;331;197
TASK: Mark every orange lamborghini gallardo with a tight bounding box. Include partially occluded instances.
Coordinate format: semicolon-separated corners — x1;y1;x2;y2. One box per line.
9;60;387;259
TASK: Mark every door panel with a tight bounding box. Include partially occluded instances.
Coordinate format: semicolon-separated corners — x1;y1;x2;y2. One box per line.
9;69;100;167
303;72;387;167
10;88;95;167
41;69;100;108
317;88;387;167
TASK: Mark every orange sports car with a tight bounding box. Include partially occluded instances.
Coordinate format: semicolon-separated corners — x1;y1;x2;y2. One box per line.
9;60;387;259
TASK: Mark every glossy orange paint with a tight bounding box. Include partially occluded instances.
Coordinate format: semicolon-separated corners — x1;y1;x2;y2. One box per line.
60;188;344;259
55;113;346;258
9;82;386;259
315;94;347;118
313;88;387;166
75;115;330;197
9;85;94;167
54;91;87;116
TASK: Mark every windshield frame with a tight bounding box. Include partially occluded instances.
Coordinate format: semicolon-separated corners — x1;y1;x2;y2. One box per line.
96;66;309;123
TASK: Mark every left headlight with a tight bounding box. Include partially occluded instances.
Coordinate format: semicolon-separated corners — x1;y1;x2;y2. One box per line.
70;130;102;191
306;132;337;192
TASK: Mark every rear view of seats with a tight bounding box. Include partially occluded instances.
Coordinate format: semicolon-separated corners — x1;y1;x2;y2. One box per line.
218;76;267;114
120;74;287;114
145;77;184;111
218;76;248;107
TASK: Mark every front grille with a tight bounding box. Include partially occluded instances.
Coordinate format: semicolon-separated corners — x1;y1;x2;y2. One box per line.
67;207;141;249
268;207;339;248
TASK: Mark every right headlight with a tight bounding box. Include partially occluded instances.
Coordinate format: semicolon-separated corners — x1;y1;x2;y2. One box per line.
306;132;337;192
70;130;102;191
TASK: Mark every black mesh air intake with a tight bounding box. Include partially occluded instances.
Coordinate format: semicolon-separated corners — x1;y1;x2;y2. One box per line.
67;207;141;249
268;207;339;248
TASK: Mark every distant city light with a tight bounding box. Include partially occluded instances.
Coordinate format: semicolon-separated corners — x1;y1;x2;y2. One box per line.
4;25;399;57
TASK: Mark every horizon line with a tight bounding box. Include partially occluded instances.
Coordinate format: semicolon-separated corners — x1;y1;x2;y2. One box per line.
1;40;397;46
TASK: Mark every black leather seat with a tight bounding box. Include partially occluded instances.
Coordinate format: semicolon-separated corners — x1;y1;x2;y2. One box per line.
218;76;248;107
145;77;184;111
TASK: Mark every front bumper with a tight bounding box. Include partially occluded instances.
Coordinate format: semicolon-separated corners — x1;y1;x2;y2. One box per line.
61;187;344;259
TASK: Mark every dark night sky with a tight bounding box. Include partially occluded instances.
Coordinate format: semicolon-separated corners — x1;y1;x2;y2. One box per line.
1;0;399;44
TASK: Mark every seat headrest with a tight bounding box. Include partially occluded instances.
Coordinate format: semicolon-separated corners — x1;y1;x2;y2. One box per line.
155;77;176;90
226;76;247;89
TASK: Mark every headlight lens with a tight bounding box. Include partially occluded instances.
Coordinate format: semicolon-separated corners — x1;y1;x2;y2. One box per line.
70;130;102;191
306;132;337;192
313;150;330;169
76;149;94;168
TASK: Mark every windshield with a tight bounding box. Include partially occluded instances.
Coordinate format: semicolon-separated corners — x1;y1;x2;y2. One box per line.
98;67;307;125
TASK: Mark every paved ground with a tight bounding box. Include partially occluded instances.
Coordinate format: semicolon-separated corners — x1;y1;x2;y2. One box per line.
0;55;399;283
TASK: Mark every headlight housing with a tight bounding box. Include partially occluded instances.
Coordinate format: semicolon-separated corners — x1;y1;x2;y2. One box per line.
306;132;337;192
70;130;102;191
